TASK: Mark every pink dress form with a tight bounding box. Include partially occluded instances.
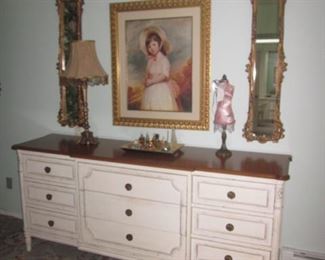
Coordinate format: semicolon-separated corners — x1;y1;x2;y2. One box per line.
214;80;235;132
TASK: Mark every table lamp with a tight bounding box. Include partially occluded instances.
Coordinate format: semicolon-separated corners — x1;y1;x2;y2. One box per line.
61;40;108;145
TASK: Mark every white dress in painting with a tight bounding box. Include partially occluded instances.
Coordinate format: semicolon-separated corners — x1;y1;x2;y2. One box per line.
141;52;178;111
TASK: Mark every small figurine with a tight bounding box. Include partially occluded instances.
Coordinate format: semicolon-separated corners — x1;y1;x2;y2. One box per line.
138;134;145;145
152;134;161;149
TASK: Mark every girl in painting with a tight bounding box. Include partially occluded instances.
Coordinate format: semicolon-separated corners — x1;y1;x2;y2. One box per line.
139;26;179;111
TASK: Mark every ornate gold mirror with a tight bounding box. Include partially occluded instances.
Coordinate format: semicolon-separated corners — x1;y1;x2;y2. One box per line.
56;0;85;127
243;0;287;143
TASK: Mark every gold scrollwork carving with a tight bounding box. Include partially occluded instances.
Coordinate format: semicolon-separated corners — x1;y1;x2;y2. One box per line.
243;0;287;143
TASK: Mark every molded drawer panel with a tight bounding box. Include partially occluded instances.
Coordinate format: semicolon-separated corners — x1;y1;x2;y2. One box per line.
78;163;187;205
27;209;77;237
192;208;273;246
25;155;75;183
192;239;271;260
193;175;275;213
81;191;186;234
25;182;76;213
80;217;185;256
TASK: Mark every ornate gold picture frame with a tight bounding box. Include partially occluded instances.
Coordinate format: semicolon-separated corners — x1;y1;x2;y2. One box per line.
110;0;211;130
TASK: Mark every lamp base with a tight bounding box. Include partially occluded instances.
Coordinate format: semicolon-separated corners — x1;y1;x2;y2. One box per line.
77;129;98;145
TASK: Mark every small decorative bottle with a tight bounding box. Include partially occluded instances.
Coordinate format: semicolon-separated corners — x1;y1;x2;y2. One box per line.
170;129;177;149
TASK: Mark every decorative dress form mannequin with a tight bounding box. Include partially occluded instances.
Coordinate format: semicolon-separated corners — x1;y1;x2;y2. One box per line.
212;75;235;158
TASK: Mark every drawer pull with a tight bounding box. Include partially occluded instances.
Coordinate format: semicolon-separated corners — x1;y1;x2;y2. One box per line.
48;220;54;227
226;223;234;232
44;166;51;174
126;234;133;241
46;194;53;201
225;255;233;260
125;183;132;191
227;191;236;199
125;209;133;216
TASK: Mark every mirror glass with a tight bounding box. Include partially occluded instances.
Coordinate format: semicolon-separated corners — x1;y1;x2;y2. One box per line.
243;0;287;143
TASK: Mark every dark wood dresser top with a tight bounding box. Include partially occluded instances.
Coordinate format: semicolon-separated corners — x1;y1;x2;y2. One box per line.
12;134;291;180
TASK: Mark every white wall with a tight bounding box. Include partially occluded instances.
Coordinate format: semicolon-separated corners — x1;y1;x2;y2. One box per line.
0;0;324;255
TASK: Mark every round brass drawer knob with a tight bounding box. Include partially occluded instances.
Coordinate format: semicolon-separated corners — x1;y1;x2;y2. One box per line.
227;191;236;199
225;255;233;260
44;166;51;173
126;234;133;241
125;183;132;191
46;194;53;200
226;223;234;232
125;209;133;216
48;220;54;227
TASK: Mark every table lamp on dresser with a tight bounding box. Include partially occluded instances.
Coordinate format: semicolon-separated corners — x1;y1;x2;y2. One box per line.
60;40;108;145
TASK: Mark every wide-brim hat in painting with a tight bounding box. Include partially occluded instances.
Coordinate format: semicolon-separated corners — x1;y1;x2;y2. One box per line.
139;26;172;56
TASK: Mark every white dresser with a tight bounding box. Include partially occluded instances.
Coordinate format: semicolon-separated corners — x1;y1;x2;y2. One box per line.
17;151;79;251
191;172;284;260
13;134;291;260
78;161;188;260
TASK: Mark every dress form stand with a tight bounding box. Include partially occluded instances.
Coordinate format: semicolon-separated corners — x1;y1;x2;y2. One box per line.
216;125;232;159
212;74;235;159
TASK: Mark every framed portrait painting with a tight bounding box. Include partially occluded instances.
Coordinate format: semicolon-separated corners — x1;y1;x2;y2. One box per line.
110;0;211;130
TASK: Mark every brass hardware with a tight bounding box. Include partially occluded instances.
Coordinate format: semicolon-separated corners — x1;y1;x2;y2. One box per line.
226;223;234;232
126;234;133;241
44;166;51;173
125;183;132;191
125;209;133;216
225;255;233;260
46;194;53;201
227;191;236;199
48;220;55;227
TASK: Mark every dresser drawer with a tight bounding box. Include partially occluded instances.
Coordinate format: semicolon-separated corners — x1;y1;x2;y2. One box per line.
80;217;185;257
25;182;77;213
192;175;275;213
24;154;75;184
27;209;77;237
192;208;273;246
81;191;186;234
78;163;187;205
191;239;271;260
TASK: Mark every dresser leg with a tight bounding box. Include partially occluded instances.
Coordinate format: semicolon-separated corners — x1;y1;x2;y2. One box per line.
25;234;32;251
